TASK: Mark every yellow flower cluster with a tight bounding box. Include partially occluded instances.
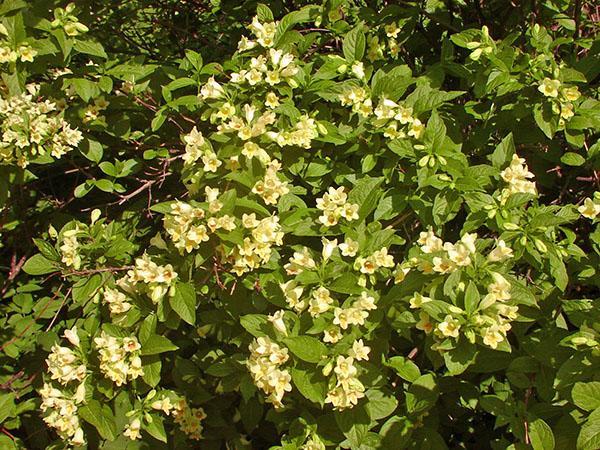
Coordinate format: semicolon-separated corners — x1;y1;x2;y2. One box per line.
246;336;292;408
500;154;537;200
413;230;478;274
366;21;403;62
411;271;518;350
354;247;395;276
39;383;86;446
578;194;600;220
229;214;284;275
124;417;142;440
102;287;132;316
59;229;81;269
231;48;299;87
247;16;278;48
302;435;326;450
330;292;377;337
82;96;109;123
338;88;424;140
0;25;37;63
538;77;580;123
94;331;144;386
172;398;207;440
372;97;424;140
339;85;372;117
316;186;359;227
325;354;366;411
267;115;320;149
119;254;178;303
45;327;86;385
163;201;210;253
40;327;87;446
252;160;290;205
0;85;83;167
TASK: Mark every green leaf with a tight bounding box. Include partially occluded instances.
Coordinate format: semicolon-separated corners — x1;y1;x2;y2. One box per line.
561;152;585;167
142;356;162;388
386;356;421;382
144;414;167;443
283;336;327;363
291;367;327;405
141;334;178;356
79;400;117;441
240;314;270;337
256;3;274;22
32;239;60;262
443;339;477;375
0;393;15;424
406;373;438;414
74;39;107;58
464;281;480;314
22;254;58;275
533;104;555;139
572;382;600;411
490;133;515;168
529;418;555;450
348;177;384;221
578;409;600;450
82;139;104;163
169;282;196;325
343;24;366;62
365;389;398;420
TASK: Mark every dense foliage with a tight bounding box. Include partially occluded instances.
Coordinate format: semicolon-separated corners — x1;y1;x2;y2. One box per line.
0;0;599;449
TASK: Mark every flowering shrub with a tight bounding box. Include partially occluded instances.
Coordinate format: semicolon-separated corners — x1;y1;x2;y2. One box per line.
0;1;599;449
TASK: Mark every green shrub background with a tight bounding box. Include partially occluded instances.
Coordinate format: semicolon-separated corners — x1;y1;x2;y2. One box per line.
0;0;599;449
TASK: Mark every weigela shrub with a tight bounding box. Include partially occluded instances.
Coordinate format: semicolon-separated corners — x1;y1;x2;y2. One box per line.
0;1;599;449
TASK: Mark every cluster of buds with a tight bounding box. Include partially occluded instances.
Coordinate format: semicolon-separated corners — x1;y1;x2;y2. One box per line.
500;154;537;200
119;254;178;303
316;186;359;227
465;26;495;61
247;336;292;408
0;85;83;167
50;3;89;36
94;331;143;386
